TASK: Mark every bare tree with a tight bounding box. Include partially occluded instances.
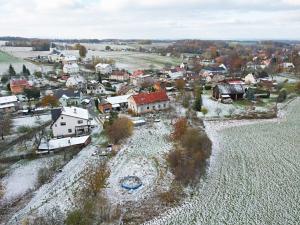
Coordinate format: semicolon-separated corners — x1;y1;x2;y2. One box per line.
0;113;12;140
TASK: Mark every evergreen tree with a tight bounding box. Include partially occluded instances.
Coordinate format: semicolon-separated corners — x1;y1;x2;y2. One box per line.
22;64;27;74
8;64;16;77
193;94;202;111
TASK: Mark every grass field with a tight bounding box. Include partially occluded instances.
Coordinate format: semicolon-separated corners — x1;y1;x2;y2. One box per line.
144;98;300;225
0;51;20;63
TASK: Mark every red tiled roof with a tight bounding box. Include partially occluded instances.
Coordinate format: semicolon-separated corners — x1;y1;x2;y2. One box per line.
131;70;144;78
132;91;169;105
10;79;29;86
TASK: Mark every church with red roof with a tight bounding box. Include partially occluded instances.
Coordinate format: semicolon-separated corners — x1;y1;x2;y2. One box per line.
128;91;170;114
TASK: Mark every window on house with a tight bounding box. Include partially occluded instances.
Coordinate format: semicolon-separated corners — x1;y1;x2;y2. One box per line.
158;105;161;108
55;124;57;127
68;129;72;133
78;120;83;124
153;106;155;109
61;117;63;119
163;104;166;108
147;106;149;110
60;122;66;126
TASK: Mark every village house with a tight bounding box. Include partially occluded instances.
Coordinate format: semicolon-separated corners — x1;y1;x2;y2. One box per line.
201;64;228;76
10;79;31;95
212;83;245;101
98;100;112;113
63;63;79;75
62;55;77;65
86;80;106;95
167;67;185;80
128;91;170;114
117;84;137;95
66;75;86;89
109;70;130;81
52;89;82;107
131;74;154;87
95;63;113;74
0;95;19;113
51;106;91;138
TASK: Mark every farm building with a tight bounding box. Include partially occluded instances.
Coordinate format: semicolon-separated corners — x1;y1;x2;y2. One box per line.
51;107;91;138
0;95;19;113
128;91;170;114
38;135;91;153
106;94;132;110
213;83;245;100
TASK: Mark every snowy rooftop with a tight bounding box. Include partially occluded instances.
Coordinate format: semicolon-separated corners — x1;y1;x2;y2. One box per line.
106;94;132;105
95;63;111;69
0;95;18;105
38;135;90;150
61;106;89;120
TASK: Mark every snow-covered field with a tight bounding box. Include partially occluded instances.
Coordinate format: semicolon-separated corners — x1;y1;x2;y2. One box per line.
0;157;59;204
106;121;172;205
4;126;103;224
144;98;300;225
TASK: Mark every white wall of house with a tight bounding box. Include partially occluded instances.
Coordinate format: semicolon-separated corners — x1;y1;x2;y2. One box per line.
128;98;170;114
52;115;89;137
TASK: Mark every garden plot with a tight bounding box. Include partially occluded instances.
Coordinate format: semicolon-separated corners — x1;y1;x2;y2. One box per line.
144;98;300;225
106;121;172;205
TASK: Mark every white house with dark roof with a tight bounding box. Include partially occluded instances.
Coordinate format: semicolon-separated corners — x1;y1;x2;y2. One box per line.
51;107;91;137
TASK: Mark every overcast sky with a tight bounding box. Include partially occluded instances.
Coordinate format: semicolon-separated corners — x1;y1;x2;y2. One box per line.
0;0;300;40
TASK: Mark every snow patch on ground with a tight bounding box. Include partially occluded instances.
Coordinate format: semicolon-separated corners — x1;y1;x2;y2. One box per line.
106;121;172;205
1;157;55;204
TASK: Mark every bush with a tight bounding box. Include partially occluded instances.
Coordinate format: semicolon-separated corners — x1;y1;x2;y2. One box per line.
204;85;212;90
277;89;287;103
105;117;133;144
167;127;212;185
37;168;50;186
171;118;188;141
17;126;32;133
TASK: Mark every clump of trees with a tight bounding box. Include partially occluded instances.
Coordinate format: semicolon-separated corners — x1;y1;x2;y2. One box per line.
104;116;133;144
167;118;212;185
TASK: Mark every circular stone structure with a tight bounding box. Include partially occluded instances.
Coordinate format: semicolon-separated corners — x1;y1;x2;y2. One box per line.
120;176;142;190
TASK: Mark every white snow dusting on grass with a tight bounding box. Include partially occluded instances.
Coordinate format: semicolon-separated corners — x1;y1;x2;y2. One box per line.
106;121;172;205
144;98;300;225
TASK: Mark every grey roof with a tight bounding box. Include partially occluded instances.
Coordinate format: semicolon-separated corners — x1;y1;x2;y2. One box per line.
51;108;62;122
53;89;81;99
215;84;245;95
